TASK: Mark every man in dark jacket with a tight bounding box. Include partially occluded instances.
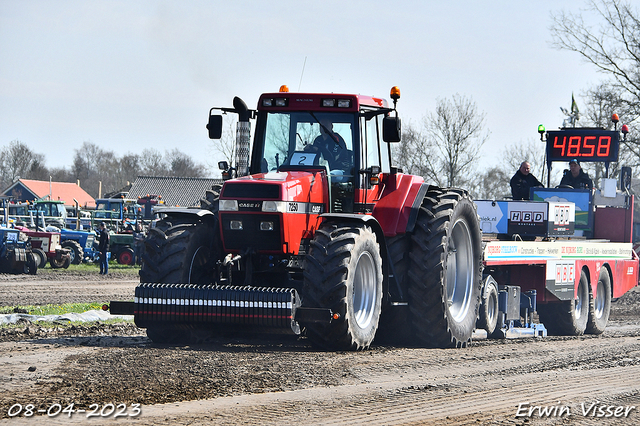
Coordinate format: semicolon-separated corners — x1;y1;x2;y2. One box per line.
510;161;543;200
560;159;593;190
98;222;110;275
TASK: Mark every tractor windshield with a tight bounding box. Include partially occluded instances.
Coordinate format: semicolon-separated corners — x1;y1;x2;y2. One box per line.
257;112;355;181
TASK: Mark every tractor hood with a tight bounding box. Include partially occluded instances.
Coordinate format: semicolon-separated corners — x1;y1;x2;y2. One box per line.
220;170;327;209
218;170;329;254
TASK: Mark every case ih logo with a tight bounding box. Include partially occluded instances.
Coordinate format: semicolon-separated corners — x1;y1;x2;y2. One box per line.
509;211;544;223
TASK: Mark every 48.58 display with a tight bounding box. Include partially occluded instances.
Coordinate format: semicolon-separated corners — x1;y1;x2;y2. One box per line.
8;402;141;418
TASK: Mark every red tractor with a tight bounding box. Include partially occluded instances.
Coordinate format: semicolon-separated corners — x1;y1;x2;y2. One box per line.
132;86;483;350
17;227;71;269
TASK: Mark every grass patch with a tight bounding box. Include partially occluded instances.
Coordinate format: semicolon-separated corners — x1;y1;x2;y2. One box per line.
38;261;141;275
0;302;106;316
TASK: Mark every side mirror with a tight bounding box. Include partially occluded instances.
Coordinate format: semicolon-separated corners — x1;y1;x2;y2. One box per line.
383;116;401;142
207;114;223;139
218;161;229;170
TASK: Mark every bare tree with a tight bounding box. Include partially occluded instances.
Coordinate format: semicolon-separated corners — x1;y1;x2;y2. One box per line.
394;96;489;188
425;94;489;188
140;148;167;176
165;149;206;177
392;121;431;177
550;0;640;118
0;140;46;189
470;167;511;200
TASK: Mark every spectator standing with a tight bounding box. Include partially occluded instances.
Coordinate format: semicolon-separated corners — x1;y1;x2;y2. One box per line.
98;222;110;275
133;224;144;266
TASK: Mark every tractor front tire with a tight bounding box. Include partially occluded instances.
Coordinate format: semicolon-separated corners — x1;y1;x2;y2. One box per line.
140;215;219;285
303;222;383;350
32;248;47;269
407;187;483;348
50;256;67;269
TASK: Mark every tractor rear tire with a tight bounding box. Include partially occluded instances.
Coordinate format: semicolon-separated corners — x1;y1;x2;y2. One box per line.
586;267;611;335
62;240;83;265
539;270;589;336
407;187;483;348
140;215;219;285
32;248;47;269
24;253;38;275
200;185;221;213
303;222;383;350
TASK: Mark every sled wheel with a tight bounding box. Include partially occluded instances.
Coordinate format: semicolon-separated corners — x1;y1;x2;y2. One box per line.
540;269;589;336
477;275;499;337
586;267;611;335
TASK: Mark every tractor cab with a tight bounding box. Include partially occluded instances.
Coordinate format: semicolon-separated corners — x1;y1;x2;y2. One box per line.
211;86;402;217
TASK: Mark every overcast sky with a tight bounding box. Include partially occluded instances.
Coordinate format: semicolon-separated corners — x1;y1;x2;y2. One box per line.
0;1;606;176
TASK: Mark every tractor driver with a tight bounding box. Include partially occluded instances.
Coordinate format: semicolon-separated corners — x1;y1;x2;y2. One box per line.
304;119;352;181
560;159;593;190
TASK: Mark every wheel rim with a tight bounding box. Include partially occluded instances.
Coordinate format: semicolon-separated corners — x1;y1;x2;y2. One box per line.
487;287;497;325
119;251;133;265
594;279;606;319
446;218;474;323
68;249;76;263
575;279;586;320
188;246;211;284
352;251;377;330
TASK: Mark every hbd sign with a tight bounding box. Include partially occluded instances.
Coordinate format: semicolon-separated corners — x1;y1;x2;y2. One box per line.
509;211;545;223
507;202;548;236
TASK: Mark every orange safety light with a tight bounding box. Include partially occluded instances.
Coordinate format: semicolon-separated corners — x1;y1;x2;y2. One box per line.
622;124;629;134
612;113;619;123
279;85;289;93
390;86;401;100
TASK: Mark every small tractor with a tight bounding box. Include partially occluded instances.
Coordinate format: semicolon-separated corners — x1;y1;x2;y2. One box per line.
0;227;37;274
120;86;483;350
16;226;71;269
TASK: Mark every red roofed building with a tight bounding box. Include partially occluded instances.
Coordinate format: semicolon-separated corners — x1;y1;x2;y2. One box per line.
1;179;95;209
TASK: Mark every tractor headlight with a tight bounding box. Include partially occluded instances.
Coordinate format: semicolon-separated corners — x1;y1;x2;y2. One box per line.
219;200;238;211
260;221;274;231
262;201;286;213
229;220;243;230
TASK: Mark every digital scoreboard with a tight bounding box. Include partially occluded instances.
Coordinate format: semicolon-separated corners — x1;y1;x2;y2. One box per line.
545;128;619;163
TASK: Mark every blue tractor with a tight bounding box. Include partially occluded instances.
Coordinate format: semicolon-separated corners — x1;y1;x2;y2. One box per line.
60;228;99;264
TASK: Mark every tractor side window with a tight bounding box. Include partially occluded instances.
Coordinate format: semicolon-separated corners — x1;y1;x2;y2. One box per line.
362;116;380;170
263;113;291;172
377;115;391;173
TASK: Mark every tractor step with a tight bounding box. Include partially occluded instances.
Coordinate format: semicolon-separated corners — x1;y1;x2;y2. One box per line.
133;283;302;334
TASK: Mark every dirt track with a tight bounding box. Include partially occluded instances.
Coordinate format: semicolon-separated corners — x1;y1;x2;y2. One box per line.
0;272;639;425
